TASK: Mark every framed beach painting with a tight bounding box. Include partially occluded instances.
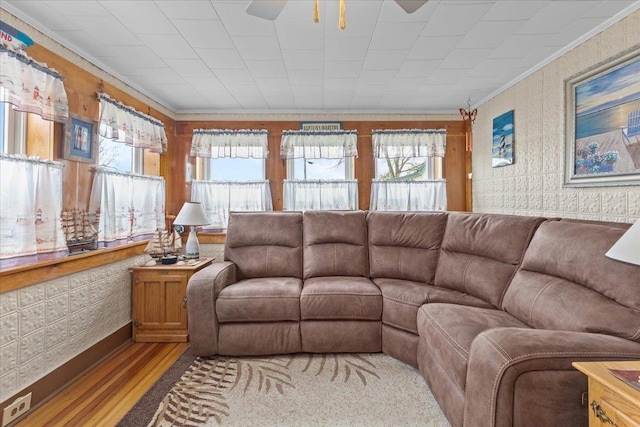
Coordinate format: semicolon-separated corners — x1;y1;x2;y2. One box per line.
492;110;514;168
564;43;640;187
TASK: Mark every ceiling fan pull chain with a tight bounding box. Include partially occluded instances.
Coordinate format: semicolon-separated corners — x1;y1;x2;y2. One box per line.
339;0;346;29
314;0;320;23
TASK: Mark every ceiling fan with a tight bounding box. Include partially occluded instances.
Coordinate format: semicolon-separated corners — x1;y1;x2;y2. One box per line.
246;0;429;27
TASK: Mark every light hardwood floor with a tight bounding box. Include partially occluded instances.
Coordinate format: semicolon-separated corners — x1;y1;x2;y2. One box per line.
16;341;189;427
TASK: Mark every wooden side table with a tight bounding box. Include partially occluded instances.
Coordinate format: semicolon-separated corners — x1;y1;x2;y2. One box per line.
130;258;213;342
573;361;640;427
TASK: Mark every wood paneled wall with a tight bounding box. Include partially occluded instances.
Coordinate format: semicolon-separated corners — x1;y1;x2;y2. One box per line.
22;44;175;211
172;120;468;216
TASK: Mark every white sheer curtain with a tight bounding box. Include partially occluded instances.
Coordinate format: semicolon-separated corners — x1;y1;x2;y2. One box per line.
281;129;359;211
372;129;446;158
191;129;268;158
97;93;167;153
88;168;165;247
280;130;358;159
283;180;358;211
0;46;69;123
370;180;447;211
191;180;272;230
0;155;67;268
370;129;447;211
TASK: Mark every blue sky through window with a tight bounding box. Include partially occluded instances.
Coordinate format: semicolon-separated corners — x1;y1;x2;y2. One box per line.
209;157;264;181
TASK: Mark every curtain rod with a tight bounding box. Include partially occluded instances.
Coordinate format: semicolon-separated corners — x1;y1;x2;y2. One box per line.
91;166;164;182
0;154;64;168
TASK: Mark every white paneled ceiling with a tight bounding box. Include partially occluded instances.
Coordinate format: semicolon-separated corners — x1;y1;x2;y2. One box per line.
2;0;639;113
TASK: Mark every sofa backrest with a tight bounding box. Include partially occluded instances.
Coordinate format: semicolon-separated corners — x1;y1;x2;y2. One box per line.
367;211;448;283
434;212;546;307
502;220;640;342
225;212;303;280
303;210;369;279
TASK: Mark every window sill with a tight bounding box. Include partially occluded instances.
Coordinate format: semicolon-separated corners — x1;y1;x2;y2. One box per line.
0;241;148;294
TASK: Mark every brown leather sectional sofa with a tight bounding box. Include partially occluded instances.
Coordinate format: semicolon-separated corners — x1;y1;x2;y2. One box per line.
186;210;640;427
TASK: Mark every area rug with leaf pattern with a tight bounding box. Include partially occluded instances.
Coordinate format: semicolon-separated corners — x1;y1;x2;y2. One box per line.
118;350;449;427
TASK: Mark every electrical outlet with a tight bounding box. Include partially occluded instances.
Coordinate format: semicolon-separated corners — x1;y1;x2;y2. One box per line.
2;392;31;427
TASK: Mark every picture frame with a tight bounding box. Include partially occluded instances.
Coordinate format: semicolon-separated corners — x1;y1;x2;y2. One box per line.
62;116;97;164
564;43;640;187
492;110;514;168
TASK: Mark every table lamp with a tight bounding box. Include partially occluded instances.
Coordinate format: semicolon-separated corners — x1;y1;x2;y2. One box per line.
605;219;640;266
173;202;210;259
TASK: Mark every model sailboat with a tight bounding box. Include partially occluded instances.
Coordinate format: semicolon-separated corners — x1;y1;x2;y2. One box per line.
144;228;182;264
61;209;98;254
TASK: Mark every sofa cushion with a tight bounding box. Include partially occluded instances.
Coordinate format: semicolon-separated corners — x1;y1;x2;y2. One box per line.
417;303;530;391
303;210;369;279
225;212;303;280
368;211;447;283
300;276;381;320
503;220;640;342
435;213;546;307
374;278;493;334
216;277;302;323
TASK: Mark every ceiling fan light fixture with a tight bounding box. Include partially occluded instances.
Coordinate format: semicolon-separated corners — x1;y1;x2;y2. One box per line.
314;0;320;23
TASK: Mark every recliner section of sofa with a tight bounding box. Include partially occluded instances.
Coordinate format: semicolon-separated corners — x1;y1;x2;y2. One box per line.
213;211;304;356
186;210;640;427
300;210;382;353
417;219;640;427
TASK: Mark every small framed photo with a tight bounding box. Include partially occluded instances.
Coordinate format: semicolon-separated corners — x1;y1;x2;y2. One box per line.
62;116;97;163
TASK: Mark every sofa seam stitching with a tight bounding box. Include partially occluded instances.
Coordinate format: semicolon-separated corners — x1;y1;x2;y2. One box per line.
423;310;469;358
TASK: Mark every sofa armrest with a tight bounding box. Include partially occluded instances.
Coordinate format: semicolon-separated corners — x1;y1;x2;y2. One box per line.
187;261;237;356
463;328;640;427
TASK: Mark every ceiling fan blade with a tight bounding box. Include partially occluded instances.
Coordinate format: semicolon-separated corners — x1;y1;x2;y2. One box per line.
394;0;428;14
246;0;288;20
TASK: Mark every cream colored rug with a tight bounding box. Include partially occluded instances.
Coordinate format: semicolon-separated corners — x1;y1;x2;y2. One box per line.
145;353;449;427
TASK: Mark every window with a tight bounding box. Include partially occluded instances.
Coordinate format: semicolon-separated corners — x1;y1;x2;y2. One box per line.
281;130;358;211
90;93;168;247
98;134;143;174
0;89;26;154
190;129;272;230
370;129;447;211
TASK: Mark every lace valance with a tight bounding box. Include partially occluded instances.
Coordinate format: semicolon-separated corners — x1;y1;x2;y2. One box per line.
280;130;358;159
0;46;69;123
97;92;168;154
190;129;268;159
372;129;447;158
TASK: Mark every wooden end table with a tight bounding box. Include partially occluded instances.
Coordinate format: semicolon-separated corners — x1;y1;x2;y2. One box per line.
573;360;640;427
130;258;213;342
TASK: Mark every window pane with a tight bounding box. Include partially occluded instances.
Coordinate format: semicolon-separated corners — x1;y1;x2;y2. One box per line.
376;157;434;180
292;158;346;180
209;158;264;181
99;137;133;173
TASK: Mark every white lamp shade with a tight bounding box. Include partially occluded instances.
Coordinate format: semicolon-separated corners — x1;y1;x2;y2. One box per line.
605;219;640;266
173;202;210;226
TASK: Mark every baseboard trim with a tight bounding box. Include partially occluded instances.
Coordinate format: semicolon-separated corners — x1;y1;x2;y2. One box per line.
0;323;132;421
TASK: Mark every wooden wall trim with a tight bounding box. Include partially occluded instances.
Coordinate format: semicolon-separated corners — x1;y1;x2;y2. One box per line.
0;324;132;418
0;242;147;294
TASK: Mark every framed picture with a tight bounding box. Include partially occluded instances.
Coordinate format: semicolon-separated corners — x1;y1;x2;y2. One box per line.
564;43;640;187
62;116;97;164
492;110;514;168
